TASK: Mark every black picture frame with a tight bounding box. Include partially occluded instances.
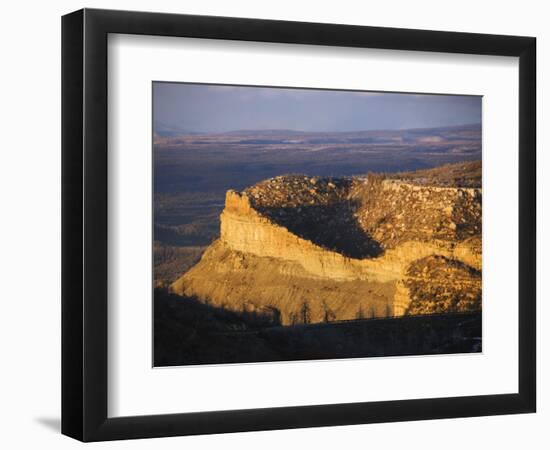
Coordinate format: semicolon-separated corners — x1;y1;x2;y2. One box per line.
62;8;536;442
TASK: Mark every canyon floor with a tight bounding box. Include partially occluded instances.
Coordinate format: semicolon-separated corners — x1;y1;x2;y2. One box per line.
154;290;481;367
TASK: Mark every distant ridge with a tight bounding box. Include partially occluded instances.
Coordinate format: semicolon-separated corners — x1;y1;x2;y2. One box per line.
220;129;305;136
154;123;481;139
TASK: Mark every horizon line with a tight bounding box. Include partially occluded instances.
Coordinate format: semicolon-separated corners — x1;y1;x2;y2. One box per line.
154;122;482;137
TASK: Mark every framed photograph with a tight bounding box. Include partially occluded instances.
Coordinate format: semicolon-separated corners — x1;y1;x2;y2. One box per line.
61;8;536;441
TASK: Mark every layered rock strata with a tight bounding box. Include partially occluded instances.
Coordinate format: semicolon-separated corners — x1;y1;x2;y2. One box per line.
171;172;482;325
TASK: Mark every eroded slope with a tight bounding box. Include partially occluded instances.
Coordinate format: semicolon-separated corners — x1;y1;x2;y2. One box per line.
171;162;482;324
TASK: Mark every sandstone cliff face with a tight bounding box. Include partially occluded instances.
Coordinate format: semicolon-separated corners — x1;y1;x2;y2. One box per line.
171;172;482;325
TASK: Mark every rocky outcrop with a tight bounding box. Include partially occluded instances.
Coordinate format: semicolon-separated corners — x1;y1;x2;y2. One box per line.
171;169;482;325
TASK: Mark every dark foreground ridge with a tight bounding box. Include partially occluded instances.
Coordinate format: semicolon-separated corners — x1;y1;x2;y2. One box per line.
154;290;481;367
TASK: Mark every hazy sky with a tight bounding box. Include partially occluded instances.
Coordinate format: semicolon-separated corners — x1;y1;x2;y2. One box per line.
153;82;481;134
